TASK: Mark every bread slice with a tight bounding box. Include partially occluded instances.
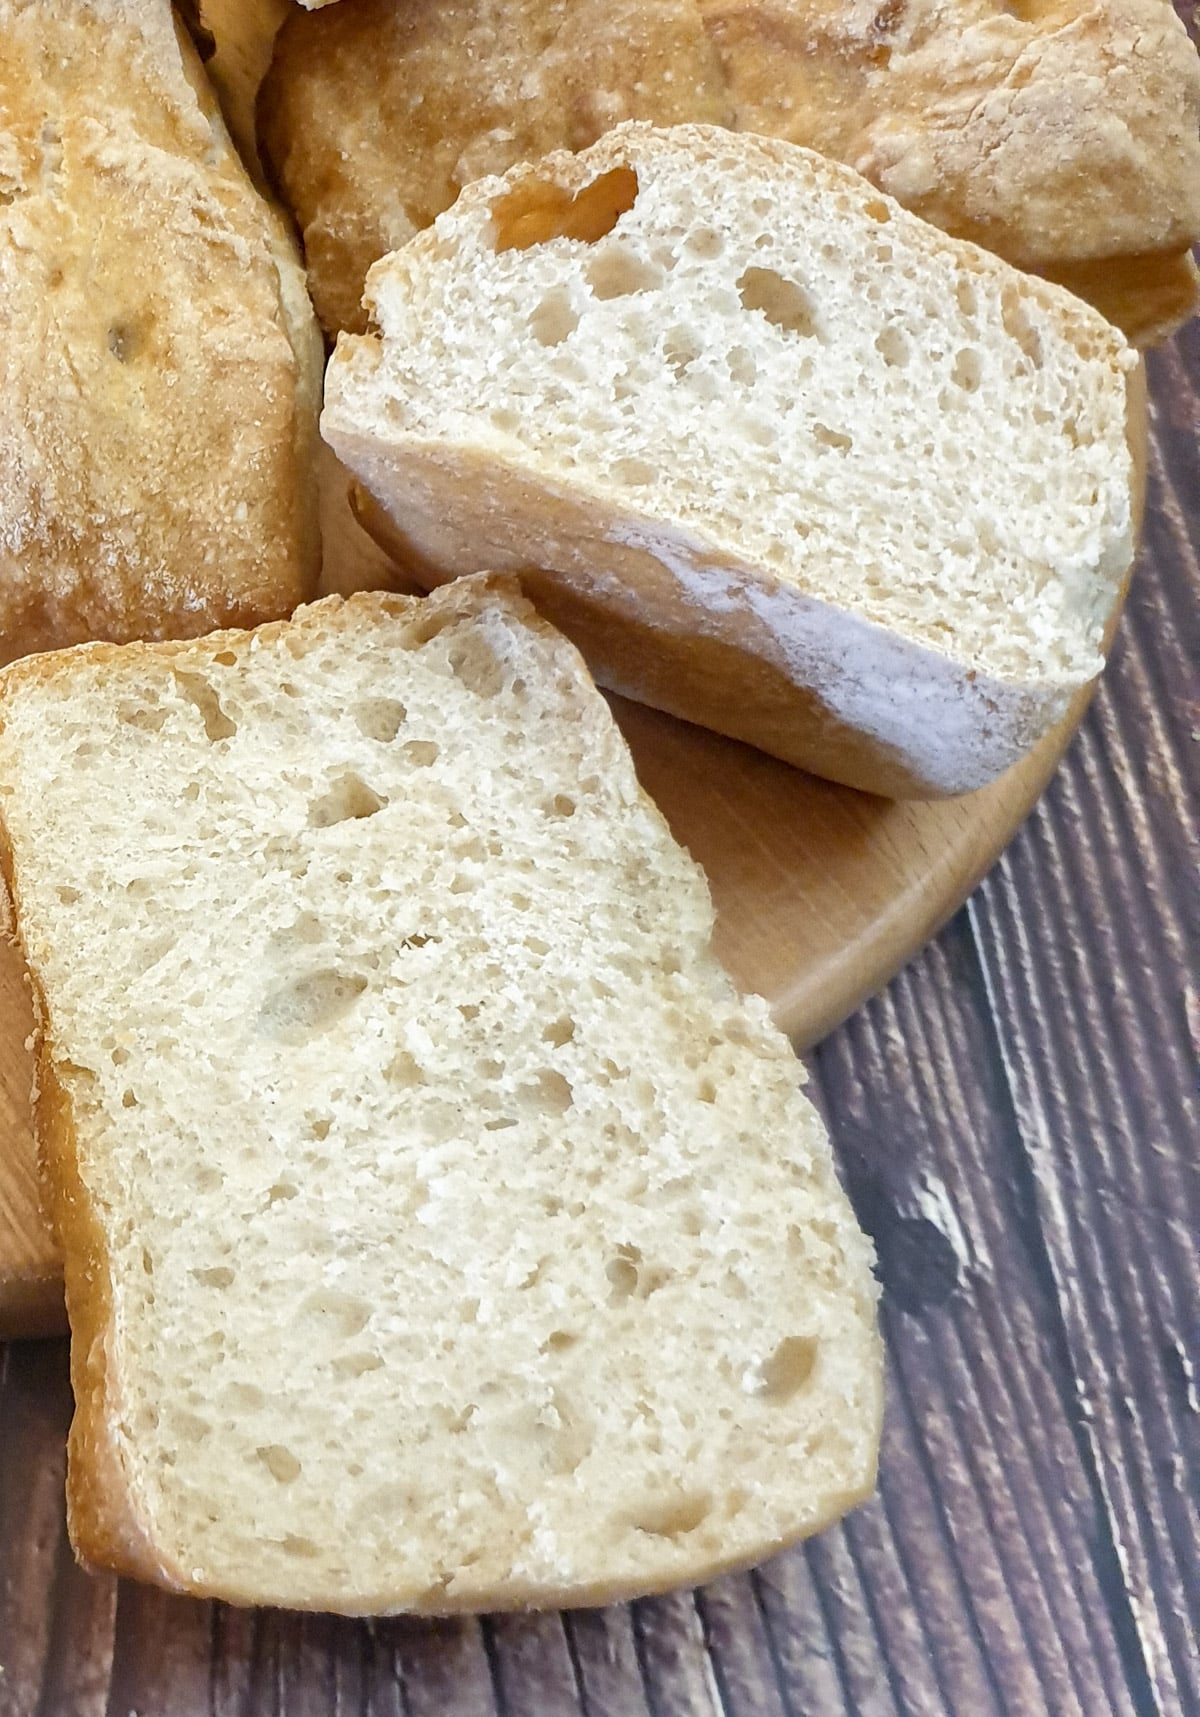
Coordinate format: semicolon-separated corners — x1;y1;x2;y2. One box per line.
0;576;881;1613
321;123;1137;799
259;0;1200;343
0;0;322;666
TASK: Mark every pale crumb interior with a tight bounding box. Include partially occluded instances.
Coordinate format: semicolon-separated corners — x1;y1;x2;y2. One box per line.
356;130;1132;682
0;588;878;1610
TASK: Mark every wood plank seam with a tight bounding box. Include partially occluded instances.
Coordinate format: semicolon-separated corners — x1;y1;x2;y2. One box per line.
964;885;1171;1717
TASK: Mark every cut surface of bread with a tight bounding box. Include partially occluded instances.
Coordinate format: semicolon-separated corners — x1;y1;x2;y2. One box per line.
322;124;1136;798
0;0;322;666
259;0;1200;342
0;577;881;1613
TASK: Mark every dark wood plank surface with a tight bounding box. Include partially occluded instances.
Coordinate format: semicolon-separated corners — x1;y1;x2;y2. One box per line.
1;199;1198;1717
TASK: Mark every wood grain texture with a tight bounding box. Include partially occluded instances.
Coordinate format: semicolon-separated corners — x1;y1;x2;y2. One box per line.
0;335;1191;1712
0;403;1148;1338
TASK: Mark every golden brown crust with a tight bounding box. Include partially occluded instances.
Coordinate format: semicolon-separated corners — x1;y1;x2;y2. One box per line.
260;0;1200;343
259;0;734;336
0;0;323;667
700;0;1200;266
0;810;181;1589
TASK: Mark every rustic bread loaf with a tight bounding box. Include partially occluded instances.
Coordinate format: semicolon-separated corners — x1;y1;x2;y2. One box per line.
0;0;322;666
258;0;1200;342
322;124;1136;799
0;576;881;1613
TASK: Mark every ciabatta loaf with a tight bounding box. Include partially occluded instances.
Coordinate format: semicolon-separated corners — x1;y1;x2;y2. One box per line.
0;0;322;665
322;124;1137;799
259;0;1200;342
0;577;881;1613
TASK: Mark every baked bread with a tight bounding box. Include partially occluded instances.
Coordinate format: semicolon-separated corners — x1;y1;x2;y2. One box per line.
0;576;881;1612
258;0;1200;343
322;124;1137;799
0;0;323;667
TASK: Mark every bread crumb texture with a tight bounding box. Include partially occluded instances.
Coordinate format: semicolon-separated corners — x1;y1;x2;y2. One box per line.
259;0;1200;340
0;579;881;1613
324;124;1135;795
0;0;321;664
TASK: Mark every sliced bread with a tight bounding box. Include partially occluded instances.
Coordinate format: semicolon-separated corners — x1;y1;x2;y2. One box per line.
258;0;1200;343
322;124;1137;799
0;576;881;1613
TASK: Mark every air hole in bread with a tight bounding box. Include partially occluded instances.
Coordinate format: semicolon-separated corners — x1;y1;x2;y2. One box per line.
662;327;702;378
726;347;758;390
258;1444;302;1484
542;1330;578;1353
605;1243;644;1301
259;969;368;1044
813;423;853;453
308;772;385;827
302;1290;371;1338
738;267;822;340
57;886;81;905
274;911;324;948
585;247;664;301
530;285;580;346
448;635;505;698
332;1351;384;1379
266;1181;298;1205
354;698;407;742
952;348;983;392
542;1016;575;1047
174;1411;212;1445
863;197;891;223
226;1383;265;1412
684;226;724;261
193;1266;235;1289
280;1535;321;1559
1001;286;1045;368
875;326;909;368
611;457;656;487
518;1070;573;1116
758;1334;819;1399
629;1490;712;1538
121;1088;138;1108
491;166;639;252
118;700;167;731
956;278;979;319
174;673;236;741
402;739;439;768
